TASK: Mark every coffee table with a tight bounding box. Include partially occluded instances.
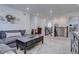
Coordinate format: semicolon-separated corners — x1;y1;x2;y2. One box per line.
16;35;43;54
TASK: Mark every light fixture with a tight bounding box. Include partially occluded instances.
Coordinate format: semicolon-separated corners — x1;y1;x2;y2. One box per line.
23;7;30;15
49;10;53;14
26;7;29;11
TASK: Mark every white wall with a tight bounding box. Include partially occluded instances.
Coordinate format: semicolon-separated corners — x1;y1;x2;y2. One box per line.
0;5;72;35
0;5;30;32
39;18;46;35
45;16;69;34
30;15;39;29
67;12;79;28
52;16;68;27
0;5;46;35
46;16;69;27
69;16;79;24
30;14;46;35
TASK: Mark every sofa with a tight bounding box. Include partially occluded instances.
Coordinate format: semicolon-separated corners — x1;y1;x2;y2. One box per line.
0;44;16;54
0;30;26;54
0;30;26;48
0;39;16;54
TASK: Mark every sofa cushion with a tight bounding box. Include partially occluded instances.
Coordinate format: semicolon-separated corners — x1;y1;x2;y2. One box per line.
3;36;21;44
7;42;16;48
0;39;4;44
0;44;14;54
6;32;21;38
0;31;6;39
4;51;15;54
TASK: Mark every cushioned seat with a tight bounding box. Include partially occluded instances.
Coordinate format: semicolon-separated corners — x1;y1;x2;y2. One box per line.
3;36;20;44
0;30;26;49
0;39;4;44
4;51;15;54
2;36;21;48
0;44;15;54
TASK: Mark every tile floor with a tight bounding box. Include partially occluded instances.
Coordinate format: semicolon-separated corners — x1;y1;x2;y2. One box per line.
16;35;71;54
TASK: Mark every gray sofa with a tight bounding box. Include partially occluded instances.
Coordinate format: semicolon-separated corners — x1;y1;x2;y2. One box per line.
0;44;16;54
0;30;26;54
0;30;26;48
0;39;16;54
0;36;21;48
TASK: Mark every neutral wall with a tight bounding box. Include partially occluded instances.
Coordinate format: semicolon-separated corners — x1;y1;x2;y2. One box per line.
0;5;46;35
0;5;72;35
0;5;30;33
45;16;69;35
30;14;46;35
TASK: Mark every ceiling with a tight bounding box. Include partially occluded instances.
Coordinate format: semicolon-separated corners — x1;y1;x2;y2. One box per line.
3;4;79;17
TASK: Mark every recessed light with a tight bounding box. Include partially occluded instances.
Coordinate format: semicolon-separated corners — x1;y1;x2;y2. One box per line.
49;10;53;13
26;7;29;10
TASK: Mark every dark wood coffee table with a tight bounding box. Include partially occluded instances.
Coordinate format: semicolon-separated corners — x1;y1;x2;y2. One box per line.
16;35;43;54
